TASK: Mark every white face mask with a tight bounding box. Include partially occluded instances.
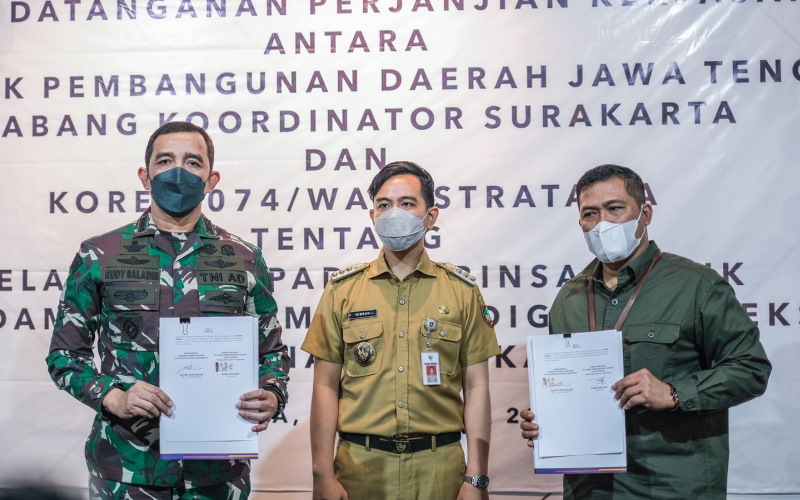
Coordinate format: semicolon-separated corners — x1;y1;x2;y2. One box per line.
583;207;645;263
374;207;428;252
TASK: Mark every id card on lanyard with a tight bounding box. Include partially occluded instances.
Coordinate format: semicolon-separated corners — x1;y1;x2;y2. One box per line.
421;317;441;386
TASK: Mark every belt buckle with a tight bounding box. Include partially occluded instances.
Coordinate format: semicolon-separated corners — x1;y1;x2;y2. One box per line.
392;435;410;453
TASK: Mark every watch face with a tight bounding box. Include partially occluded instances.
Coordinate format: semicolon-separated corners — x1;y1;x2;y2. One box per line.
473;475;489;490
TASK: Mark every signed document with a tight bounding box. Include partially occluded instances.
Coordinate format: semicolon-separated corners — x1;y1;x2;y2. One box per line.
526;329;626;474
159;316;259;460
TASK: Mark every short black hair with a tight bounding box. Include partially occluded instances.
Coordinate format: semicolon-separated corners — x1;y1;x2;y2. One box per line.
144;121;215;170
368;161;435;208
576;164;645;208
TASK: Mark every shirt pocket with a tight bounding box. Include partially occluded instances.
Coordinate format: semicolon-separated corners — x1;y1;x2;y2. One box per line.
419;320;463;376
342;320;384;377
624;323;680;379
102;282;160;352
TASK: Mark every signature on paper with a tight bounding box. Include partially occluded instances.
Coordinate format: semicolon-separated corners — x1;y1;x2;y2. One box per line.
542;377;572;388
178;364;201;374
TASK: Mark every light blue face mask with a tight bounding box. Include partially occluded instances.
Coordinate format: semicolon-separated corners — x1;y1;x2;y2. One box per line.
149;168;208;218
374;207;428;251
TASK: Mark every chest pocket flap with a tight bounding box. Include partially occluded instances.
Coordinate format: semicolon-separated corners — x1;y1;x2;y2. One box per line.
103;282;160;311
624;323;680;378
420;320;463;375
343;319;384;377
102;282;160;351
624;323;680;345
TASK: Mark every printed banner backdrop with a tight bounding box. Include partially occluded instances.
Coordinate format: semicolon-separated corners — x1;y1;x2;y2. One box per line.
1;0;798;495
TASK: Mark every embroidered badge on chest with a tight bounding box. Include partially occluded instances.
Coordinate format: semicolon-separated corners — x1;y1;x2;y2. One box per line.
122;240;147;253
113;289;149;302
210;292;237;304
199;243;217;255
354;341;377;366
122;318;140;340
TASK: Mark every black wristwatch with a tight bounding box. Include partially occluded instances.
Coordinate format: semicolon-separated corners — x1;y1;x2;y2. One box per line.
463;474;490;491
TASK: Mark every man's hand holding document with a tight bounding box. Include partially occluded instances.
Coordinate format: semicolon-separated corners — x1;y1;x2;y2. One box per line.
526;329;627;474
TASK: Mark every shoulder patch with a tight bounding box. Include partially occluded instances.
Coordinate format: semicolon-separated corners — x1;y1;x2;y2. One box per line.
436;262;477;286
330;263;370;282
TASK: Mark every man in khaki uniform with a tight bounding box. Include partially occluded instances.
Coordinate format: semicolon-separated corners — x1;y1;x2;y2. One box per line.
302;162;500;500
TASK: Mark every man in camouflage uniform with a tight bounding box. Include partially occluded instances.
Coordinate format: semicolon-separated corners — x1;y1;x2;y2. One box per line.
46;121;289;500
303;162;500;500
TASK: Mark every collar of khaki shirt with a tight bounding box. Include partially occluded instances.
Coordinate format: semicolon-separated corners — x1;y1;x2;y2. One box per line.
367;247;439;280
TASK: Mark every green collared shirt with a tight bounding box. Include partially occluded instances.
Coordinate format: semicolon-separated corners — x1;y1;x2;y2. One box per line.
549;241;771;500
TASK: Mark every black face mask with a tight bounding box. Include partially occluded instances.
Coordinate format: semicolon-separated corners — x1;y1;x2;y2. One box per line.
149;168;207;217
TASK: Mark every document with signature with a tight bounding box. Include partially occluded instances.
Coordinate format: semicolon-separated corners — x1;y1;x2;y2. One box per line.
159;316;259;460
526;329;626;474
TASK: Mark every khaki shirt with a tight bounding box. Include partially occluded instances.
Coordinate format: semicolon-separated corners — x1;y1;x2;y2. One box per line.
302;248;500;437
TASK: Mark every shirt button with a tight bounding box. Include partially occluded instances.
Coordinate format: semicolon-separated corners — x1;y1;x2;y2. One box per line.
398;401;405;408
360;333;366;339
611;299;619;306
398;366;404;372
399;299;406;305
399;332;405;338
439;331;446;337
648;331;655;339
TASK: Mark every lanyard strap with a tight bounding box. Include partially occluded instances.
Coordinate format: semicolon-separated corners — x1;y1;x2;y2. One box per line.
588;250;662;332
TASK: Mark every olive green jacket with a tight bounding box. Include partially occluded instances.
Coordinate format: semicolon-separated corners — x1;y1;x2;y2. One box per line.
550;241;771;500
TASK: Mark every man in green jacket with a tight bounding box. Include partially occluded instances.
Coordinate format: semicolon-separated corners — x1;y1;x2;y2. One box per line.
46;121;289;499
520;164;771;499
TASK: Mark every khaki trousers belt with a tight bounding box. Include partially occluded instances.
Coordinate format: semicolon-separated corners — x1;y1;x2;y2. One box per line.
339;432;462;454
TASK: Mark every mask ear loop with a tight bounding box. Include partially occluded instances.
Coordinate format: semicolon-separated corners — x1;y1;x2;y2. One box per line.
633;203;648;238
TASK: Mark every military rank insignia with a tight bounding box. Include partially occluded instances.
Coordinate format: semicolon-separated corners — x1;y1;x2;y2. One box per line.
354;341;377;366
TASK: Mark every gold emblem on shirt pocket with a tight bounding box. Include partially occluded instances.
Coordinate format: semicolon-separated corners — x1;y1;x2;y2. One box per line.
343;320;384;377
419;320;462;376
624;323;680;379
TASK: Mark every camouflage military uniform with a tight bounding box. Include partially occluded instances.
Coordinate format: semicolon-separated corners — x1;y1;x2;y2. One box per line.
46;209;289;491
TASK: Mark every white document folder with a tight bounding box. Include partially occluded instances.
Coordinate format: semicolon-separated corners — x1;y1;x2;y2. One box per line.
158;316;259;460
526;330;627;474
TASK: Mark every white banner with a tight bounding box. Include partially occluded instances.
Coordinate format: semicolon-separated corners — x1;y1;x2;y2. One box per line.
1;1;798;495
